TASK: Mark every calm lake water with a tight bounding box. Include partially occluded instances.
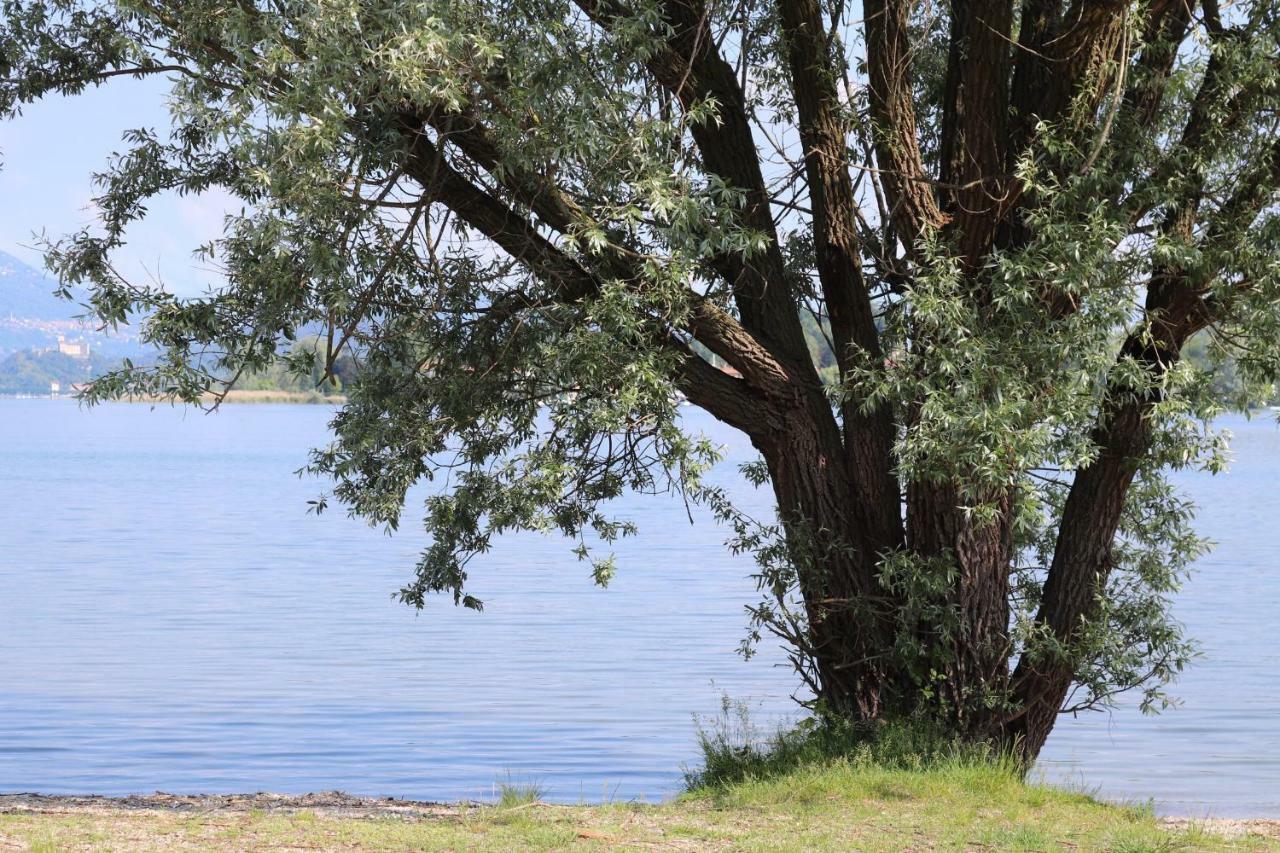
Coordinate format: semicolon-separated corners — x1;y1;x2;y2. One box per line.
1;399;1277;815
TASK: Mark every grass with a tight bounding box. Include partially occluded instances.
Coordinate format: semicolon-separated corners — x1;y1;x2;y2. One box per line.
1;716;1273;850
1;765;1270;851
685;696;996;790
494;777;547;809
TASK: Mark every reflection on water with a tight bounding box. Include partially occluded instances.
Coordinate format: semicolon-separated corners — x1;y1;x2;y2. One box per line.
2;400;1278;814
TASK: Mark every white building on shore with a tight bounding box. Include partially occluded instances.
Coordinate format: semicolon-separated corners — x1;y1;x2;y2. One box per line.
56;335;90;359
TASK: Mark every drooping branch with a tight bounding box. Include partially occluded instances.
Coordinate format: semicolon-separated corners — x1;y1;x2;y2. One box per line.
396;121;771;435
574;0;814;372
417;106;795;397
401;129;596;301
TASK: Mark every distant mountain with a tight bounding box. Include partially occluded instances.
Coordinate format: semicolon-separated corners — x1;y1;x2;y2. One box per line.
0;248;146;357
0;249;79;320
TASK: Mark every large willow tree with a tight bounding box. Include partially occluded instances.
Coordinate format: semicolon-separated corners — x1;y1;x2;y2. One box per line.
4;0;1279;759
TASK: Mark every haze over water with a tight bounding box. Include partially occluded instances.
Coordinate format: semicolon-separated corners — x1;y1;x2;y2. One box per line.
1;399;1277;816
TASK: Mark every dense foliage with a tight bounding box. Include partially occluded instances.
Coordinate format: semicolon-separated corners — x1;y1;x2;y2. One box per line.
3;0;1279;758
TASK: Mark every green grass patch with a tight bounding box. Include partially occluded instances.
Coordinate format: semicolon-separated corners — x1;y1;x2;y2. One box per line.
494;777;547;809
1;712;1273;852
685;696;1009;791
0;767;1272;851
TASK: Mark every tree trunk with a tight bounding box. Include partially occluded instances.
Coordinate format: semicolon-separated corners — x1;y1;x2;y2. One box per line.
757;398;908;720
1003;404;1148;759
907;482;1014;731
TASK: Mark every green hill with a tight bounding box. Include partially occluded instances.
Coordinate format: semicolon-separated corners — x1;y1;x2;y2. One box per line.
0;347;123;395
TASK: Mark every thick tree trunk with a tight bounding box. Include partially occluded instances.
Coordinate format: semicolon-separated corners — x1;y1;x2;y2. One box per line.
757;400;908;720
591;0;1246;768
907;482;1014;731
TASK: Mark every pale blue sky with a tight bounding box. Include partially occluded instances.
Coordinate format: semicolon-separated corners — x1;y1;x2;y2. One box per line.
0;76;234;297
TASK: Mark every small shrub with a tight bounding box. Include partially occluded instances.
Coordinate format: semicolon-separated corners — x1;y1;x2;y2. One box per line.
494;776;547;808
685;695;1013;790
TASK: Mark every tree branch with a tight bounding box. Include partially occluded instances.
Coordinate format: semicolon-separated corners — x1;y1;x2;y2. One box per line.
396;121;770;435
863;0;949;247
940;0;1015;266
418;106;795;396
574;0;814;371
776;0;903;549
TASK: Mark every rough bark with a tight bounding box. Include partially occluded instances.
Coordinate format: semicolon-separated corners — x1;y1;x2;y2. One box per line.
864;0;949;244
758;405;908;719
940;0;1014;267
906;480;1014;729
776;0;903;567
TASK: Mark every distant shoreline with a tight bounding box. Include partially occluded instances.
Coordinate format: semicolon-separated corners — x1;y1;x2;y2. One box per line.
195;389;347;405
1;389;346;405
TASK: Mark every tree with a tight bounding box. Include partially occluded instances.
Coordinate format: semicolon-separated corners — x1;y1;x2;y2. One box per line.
3;0;1279;761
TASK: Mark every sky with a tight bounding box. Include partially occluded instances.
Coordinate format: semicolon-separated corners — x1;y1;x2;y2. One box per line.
0;75;235;298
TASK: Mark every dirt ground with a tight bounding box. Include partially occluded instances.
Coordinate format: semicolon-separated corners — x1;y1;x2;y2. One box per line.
4;792;1280;850
0;791;465;820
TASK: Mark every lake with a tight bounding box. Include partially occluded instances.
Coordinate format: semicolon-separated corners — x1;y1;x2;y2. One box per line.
1;399;1277;816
